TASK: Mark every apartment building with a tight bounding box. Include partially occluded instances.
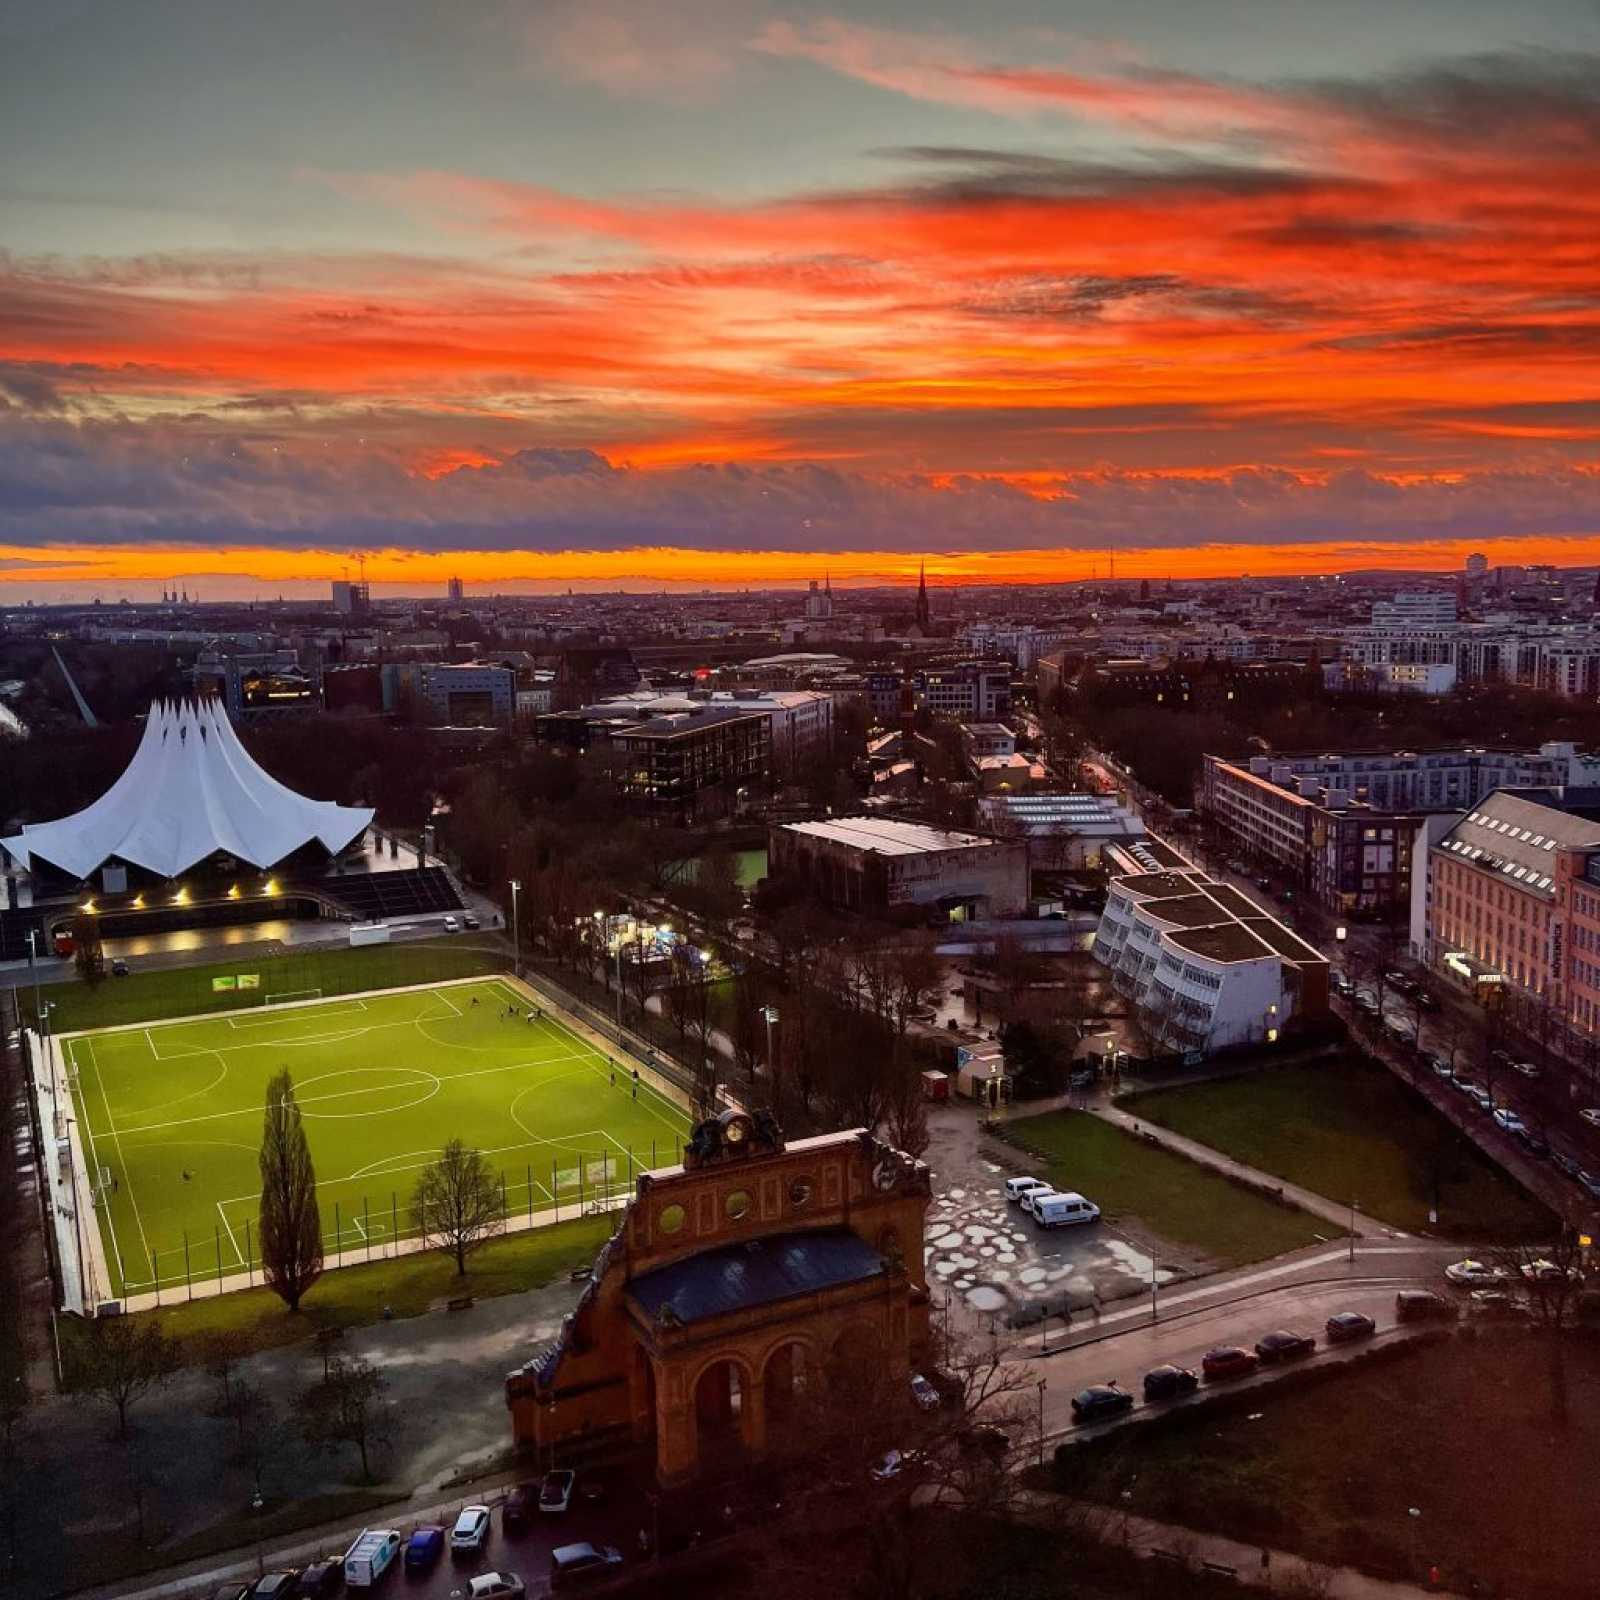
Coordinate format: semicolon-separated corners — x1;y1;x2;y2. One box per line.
1090;838;1328;1053
1416;787;1600;1033
611;707;771;822
1370;590;1458;628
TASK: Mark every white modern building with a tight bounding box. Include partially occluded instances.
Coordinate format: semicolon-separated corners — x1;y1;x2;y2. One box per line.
1090;840;1329;1053
977;792;1145;869
1370;590;1458;628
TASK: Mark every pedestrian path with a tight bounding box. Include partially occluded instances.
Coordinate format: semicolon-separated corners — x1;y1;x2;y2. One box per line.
1090;1096;1386;1239
1056;1499;1461;1599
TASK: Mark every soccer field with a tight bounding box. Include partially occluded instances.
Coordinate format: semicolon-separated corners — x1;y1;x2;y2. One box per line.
63;977;691;1298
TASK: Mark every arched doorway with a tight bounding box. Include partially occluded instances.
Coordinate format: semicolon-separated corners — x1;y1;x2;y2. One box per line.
762;1341;809;1444
693;1359;748;1471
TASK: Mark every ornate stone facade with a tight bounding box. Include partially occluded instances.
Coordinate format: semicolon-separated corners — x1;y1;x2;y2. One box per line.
506;1112;932;1486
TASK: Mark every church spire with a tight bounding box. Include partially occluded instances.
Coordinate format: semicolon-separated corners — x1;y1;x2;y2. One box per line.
915;558;931;631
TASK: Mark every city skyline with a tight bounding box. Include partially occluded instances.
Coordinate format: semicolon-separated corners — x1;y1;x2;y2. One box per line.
6;1;1600;597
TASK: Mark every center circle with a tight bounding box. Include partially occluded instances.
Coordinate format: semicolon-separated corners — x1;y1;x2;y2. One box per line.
294;1066;441;1119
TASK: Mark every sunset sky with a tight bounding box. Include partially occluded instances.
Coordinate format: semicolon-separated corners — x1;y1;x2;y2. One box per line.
4;0;1600;597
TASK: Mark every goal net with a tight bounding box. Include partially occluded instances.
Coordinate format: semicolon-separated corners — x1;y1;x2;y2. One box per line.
263;987;323;1009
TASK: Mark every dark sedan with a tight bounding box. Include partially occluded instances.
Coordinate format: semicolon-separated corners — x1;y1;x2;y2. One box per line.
1202;1346;1260;1380
298;1561;342;1599
502;1481;540;1533
1071;1383;1135;1423
1255;1330;1316;1363
1324;1311;1376;1345
1141;1365;1199;1402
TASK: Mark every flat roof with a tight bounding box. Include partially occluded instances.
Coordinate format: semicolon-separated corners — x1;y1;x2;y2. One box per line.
1168;923;1272;963
779;816;1000;856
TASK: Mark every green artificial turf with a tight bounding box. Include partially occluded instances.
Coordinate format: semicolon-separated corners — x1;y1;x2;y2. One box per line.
27;935;508;1031
1119;1062;1554;1239
1003;1109;1327;1268
64;976;690;1297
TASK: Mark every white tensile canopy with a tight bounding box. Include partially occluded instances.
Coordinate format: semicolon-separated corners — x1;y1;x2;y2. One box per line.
1;697;374;882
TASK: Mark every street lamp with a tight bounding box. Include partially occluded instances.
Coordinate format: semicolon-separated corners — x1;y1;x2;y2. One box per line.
509;879;521;981
1348;1197;1359;1264
1036;1378;1047;1468
762;1005;779;1076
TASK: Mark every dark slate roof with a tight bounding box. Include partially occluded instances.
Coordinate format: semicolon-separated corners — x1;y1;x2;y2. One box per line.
629;1230;885;1325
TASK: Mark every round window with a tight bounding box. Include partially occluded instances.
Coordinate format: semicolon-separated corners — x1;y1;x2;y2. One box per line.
725;1189;752;1221
658;1203;686;1236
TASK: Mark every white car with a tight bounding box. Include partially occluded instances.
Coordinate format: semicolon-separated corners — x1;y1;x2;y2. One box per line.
1491;1108;1526;1136
468;1573;525;1600
909;1373;940;1412
442;914;461;933
1520;1259;1580;1284
1444;1259;1509;1287
1510;1061;1541;1080
1579;1109;1600;1129
1004;1176;1051;1204
449;1506;491;1553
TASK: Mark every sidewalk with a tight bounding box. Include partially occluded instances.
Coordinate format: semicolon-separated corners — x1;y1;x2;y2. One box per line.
1064;1500;1458;1600
1088;1095;1383;1240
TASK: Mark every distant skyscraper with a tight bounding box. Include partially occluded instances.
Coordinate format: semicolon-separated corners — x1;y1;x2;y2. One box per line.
447;575;464;603
1465;552;1488;580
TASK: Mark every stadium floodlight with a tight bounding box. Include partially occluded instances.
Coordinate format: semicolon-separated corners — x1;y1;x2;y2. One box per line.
510;879;522;979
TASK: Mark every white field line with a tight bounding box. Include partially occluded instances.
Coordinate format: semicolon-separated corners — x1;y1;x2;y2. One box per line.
70;1038;124;1285
226;997;366;1031
140;1004;473;1062
109;1049;595;1136
86;1035;150;1280
432;987;463;1018
216;1201;243;1269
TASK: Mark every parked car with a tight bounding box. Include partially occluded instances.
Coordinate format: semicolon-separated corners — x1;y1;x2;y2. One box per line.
343;1531;402;1590
1521;1258;1581;1284
909;1373;940;1412
1469;1289;1528;1320
1384;1016;1417;1046
1355;990;1382;1015
1445;1259;1509;1287
1071;1383;1135;1422
1578;1108;1600;1129
1141;1365;1199;1402
298;1560;342;1598
1578;1170;1600;1199
1413;989;1440;1012
1466;1084;1494;1111
468;1573;526;1600
502;1483;540;1533
250;1574;300;1600
1492;1108;1527;1137
1004;1176;1051;1204
1255;1330;1316;1363
1330;972;1354;997
449;1507;492;1556
1511;1060;1541;1079
870;1449;907;1482
210;1587;251;1600
1517;1128;1550;1159
577;1473;609;1508
404;1527;445;1572
1428;1055;1455;1081
442;915;460;933
462;913;481;930
540;1470;577;1513
1395;1289;1457;1322
111;957;130;977
549;1545;622;1591
1202;1346;1260;1380
1325;1311;1376;1344
1385;971;1416;996
1551;1147;1583;1178
1451;1075;1481;1099
1029;1191;1101;1229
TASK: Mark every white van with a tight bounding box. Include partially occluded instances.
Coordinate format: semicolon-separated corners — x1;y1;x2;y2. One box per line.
1030;1192;1101;1229
1004;1176;1051;1204
344;1529;402;1588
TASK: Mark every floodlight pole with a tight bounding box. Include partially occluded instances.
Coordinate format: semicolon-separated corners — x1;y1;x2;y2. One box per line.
509;879;521;981
764;1006;779;1076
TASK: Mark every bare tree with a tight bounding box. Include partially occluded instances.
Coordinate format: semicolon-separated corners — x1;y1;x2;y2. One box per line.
1488;1222;1588;1425
300;1354;395;1483
257;1069;323;1312
200;1328;252;1421
68;1317;179;1440
411;1139;503;1276
72;911;105;989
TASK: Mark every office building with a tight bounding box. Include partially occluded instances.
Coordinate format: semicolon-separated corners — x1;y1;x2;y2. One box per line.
977;791;1145;870
1370;590;1458;628
611;707;770;821
193;648;317;720
770;816;1027;920
1091;839;1328;1053
331;580;370;615
381;661;515;726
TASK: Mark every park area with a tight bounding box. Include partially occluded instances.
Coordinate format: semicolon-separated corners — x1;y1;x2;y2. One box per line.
62;975;691;1298
1118;1059;1553;1238
1003;1108;1328;1268
1052;1331;1598;1598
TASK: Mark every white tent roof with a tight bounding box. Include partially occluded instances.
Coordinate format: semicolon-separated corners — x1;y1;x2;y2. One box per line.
2;698;374;881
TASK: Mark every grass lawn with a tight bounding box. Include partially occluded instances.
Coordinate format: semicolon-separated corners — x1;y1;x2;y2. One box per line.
28;935;509;1031
1054;1332;1598;1598
1119;1061;1553;1239
60;1211;613;1368
1003;1109;1327;1268
65;976;689;1297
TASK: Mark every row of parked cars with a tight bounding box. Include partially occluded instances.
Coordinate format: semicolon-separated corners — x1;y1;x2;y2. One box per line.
1068;1309;1380;1423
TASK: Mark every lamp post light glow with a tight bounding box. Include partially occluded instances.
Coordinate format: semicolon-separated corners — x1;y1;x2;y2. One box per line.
509;878;522;980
